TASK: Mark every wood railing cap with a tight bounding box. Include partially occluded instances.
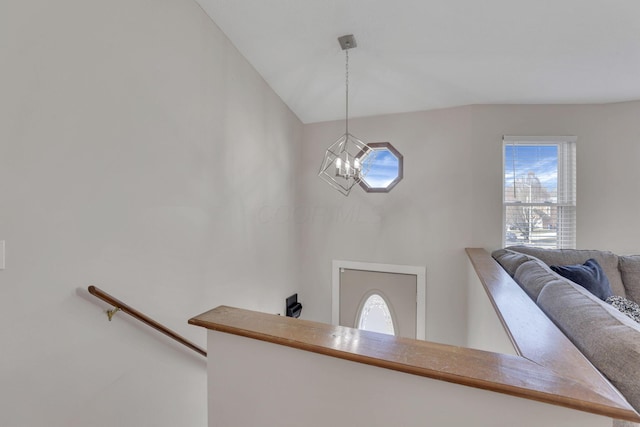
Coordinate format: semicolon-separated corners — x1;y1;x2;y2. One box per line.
190;295;640;423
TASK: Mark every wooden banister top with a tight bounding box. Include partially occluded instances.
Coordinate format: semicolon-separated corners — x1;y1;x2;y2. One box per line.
465;248;610;381
465;249;636;411
190;261;640;425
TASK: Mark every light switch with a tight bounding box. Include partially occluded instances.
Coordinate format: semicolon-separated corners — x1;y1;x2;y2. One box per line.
0;240;5;270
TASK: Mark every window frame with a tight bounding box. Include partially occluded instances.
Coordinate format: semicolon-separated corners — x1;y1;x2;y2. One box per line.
502;136;577;249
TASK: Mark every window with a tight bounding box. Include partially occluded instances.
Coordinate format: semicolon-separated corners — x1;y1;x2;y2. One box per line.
358;142;403;192
356;293;396;336
503;136;576;249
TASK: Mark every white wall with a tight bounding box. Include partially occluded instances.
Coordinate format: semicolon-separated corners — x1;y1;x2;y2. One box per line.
469;103;640;254
300;102;640;346
466;257;517;355
0;0;302;426
301;107;475;345
5;0;640;422
207;329;611;427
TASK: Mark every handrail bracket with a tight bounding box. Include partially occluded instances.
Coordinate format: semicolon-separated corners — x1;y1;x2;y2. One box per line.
106;307;121;321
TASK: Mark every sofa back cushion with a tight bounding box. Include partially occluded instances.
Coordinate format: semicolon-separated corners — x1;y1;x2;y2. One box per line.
536;280;640;413
513;260;562;300
491;249;534;277
619;255;640;304
506;246;626;298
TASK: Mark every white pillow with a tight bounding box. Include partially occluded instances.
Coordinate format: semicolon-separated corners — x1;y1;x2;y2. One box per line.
606;295;640;323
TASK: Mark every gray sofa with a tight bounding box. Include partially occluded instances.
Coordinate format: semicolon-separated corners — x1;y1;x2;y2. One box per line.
492;246;640;415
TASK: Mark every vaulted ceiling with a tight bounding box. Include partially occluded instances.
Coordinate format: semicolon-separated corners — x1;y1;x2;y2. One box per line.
195;0;640;123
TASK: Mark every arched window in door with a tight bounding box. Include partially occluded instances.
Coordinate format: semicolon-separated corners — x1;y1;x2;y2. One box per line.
356;293;396;336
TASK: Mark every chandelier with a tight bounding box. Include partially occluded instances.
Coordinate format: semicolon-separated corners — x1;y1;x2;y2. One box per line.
318;35;376;196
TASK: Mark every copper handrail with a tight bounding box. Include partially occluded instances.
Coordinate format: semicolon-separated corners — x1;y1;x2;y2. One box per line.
88;285;206;357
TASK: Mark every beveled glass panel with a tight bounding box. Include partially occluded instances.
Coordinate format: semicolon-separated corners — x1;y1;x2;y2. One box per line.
357;294;395;336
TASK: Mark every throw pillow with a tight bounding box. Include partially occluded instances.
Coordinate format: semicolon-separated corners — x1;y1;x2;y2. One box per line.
550;258;613;301
606;295;640;323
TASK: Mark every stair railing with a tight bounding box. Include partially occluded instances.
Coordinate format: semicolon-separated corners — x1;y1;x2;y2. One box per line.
88;285;206;357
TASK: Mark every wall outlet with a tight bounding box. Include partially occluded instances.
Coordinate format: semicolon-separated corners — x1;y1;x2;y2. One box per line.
0;240;5;270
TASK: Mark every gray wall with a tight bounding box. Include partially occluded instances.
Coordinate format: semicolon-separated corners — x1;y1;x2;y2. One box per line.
301;102;640;345
4;0;640;424
0;0;302;426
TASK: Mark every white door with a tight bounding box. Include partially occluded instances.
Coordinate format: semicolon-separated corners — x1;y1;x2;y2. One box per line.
332;261;426;340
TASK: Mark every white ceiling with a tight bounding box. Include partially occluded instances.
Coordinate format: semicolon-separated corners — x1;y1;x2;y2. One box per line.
195;0;640;124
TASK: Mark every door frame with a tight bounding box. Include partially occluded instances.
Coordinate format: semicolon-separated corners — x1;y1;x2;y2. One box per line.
332;260;426;340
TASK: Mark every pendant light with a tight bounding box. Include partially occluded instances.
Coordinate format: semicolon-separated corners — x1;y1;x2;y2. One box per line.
318;35;376;196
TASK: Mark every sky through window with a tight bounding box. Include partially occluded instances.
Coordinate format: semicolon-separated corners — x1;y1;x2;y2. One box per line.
363;149;399;188
504;145;558;196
